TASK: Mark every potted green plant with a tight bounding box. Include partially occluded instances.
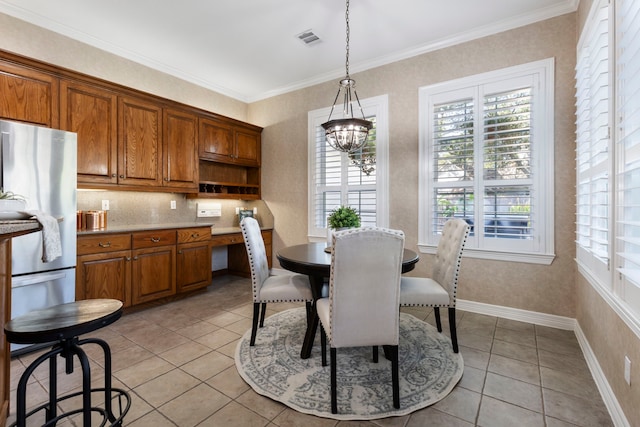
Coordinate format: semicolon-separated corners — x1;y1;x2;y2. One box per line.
326;206;361;251
328;206;361;230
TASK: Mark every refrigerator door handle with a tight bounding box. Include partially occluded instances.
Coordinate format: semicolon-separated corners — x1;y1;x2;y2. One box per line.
12;271;69;288
0;130;7;184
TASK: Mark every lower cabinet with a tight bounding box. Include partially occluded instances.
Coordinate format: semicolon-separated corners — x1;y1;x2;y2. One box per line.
177;228;212;292
76;233;132;307
77;226;212;307
131;245;176;305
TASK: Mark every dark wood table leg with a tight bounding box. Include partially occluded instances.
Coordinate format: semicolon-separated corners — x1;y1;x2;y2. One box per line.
300;275;325;359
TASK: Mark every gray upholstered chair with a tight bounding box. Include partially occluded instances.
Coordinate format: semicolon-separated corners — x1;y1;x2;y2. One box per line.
399;218;470;353
317;227;404;414
240;217;313;346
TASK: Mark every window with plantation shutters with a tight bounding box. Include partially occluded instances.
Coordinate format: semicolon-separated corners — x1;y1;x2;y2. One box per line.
576;0;612;288
616;0;640;321
419;59;555;264
308;95;389;239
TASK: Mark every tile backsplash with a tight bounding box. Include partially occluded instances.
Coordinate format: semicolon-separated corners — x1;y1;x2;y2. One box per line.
77;190;273;229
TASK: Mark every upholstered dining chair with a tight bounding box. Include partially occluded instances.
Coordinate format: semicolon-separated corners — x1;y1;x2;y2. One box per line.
317;227;405;414
399;218;470;353
240;217;313;346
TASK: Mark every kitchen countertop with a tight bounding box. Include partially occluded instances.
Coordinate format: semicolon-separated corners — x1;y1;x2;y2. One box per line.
77;223;271;236
0;220;41;237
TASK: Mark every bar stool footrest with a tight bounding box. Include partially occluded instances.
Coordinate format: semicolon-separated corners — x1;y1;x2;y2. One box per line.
9;387;131;427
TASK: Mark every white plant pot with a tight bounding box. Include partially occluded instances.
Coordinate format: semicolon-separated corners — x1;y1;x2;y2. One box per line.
0;199;25;210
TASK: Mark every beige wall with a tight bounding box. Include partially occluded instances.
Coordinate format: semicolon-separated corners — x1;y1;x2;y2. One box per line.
251;13;578;317
0;13;248;122
576;276;640;426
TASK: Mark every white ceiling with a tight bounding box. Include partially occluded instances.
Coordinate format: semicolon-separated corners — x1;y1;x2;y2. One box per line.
0;0;577;102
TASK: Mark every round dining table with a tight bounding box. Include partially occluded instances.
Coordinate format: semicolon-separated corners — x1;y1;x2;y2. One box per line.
277;242;419;359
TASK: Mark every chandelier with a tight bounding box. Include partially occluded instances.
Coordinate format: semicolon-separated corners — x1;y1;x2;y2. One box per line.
321;0;372;153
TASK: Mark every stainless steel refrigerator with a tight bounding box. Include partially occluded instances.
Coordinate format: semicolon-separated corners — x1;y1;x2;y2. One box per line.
0;120;77;353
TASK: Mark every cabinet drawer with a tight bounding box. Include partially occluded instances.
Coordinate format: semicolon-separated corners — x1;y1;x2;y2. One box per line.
177;227;211;244
77;234;131;255
132;229;176;249
210;233;243;246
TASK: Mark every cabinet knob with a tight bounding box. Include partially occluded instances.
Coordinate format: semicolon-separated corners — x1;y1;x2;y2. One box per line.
98;241;111;248
133;256;138;260
151;237;161;243
164;177;169;181
119;175;125;179
126;257;131;261
191;233;199;238
111;174;117;178
178;250;183;254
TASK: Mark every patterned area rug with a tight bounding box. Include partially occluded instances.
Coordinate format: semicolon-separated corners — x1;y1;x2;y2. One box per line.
235;307;464;420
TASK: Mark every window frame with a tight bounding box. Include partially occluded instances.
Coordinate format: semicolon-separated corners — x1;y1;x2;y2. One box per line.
307;94;389;241
575;0;640;337
418;59;555;265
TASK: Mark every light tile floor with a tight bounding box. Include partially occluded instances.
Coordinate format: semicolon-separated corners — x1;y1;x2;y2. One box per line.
8;275;614;426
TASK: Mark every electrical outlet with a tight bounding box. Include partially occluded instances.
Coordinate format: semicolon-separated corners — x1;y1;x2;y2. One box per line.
624;356;631;385
170;200;176;210
253;207;258;215
235;207;240;215
102;200;109;210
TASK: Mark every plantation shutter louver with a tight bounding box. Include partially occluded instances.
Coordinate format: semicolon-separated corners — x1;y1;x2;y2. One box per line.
575;0;611;286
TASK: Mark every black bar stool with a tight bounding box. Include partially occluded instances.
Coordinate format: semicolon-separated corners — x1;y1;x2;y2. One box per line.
5;299;131;427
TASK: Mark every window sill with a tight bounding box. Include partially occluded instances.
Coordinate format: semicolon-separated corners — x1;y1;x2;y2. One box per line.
417;244;555;265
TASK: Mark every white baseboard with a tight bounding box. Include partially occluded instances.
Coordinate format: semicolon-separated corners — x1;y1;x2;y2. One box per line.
456;299;576;330
457;298;629;427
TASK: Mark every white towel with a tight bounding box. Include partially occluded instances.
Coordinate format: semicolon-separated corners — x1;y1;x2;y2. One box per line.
24;210;62;262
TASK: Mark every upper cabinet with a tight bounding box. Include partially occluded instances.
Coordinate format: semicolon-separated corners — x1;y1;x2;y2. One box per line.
199;117;260;166
0;61;58;127
163;108;198;190
0;50;259;196
60;80;118;185
118;96;163;188
195;117;262;199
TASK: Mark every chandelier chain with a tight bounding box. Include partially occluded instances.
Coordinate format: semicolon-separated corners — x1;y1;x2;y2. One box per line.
345;0;350;78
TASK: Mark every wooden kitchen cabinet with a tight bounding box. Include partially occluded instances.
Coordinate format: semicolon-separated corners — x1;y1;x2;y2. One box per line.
177;227;212;292
0;225;44;427
118;96;163;188
194;117;262;200
131;230;176;305
60;80;118;186
0;60;58;127
76;233;132;307
163;108;199;191
0;50;264;197
199;117;260;166
77;227;212;308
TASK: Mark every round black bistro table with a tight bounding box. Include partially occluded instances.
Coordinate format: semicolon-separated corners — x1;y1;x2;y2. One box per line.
277;242;419;359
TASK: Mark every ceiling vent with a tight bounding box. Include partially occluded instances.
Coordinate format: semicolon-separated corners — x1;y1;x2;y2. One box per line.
296;29;321;46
